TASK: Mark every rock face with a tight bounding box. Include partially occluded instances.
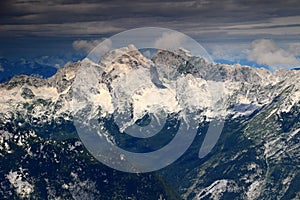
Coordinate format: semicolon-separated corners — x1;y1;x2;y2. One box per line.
0;45;299;199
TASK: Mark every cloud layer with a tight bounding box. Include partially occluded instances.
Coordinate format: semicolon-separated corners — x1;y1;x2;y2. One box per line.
0;0;299;40
248;39;300;69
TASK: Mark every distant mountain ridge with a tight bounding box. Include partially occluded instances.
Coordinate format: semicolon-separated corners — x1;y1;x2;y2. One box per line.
0;57;58;83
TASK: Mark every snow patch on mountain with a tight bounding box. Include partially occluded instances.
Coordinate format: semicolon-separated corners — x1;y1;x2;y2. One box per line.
196;179;239;200
246;180;262;200
6;169;34;198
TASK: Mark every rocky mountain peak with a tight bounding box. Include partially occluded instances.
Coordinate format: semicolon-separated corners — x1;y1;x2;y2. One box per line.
0;46;299;127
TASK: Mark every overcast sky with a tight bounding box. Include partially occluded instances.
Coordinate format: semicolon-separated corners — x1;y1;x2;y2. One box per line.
0;0;299;68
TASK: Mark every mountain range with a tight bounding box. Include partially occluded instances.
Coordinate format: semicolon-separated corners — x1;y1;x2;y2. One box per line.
0;45;299;199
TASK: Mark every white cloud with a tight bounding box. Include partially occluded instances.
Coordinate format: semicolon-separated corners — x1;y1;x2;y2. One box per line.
73;38;112;62
72;39;103;53
208;43;249;62
89;39;112;58
248;39;300;69
72;38;112;56
154;32;187;50
288;43;300;57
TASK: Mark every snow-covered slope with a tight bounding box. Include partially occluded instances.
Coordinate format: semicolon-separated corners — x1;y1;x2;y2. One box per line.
1;45;299;127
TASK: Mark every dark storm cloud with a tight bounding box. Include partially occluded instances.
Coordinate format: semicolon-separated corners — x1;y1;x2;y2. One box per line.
0;0;299;39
